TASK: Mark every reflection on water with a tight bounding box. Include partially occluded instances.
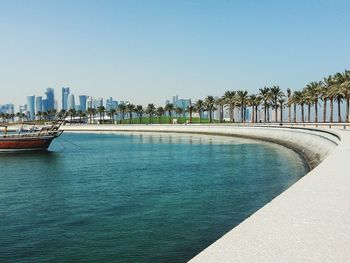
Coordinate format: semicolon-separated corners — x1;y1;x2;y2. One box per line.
0;132;308;263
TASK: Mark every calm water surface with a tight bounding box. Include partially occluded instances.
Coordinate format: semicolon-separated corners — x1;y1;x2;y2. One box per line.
0;132;308;262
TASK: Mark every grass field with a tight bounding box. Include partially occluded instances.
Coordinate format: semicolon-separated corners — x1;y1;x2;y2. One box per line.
113;116;221;124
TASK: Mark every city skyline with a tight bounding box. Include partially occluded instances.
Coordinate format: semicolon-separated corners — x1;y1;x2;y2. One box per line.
1;1;350;107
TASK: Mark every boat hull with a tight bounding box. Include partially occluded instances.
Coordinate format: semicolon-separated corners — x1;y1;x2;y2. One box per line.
0;136;55;151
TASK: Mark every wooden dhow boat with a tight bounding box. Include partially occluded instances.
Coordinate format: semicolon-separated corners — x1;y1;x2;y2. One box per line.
0;118;65;151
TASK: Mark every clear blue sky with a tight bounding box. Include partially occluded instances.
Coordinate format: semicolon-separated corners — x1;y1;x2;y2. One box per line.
1;0;350;107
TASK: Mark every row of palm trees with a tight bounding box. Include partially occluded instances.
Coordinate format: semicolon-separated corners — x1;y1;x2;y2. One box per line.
200;69;350;124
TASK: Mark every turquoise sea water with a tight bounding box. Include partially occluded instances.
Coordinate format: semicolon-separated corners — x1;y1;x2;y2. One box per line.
0;132;308;262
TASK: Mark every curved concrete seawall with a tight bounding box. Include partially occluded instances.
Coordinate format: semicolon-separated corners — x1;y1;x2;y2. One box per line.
62;124;339;169
61;124;348;262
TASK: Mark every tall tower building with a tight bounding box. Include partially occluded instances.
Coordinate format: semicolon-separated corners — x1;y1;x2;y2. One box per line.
62;87;70;111
45;88;55;111
35;96;43;113
42;99;48;113
79;95;87;112
26;95;35;120
68;94;75;110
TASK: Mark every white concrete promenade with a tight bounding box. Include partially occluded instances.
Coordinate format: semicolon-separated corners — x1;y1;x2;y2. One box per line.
61;124;349;262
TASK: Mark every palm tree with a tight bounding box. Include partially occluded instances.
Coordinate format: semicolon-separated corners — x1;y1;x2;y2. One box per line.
248;94;257;123
278;97;286;123
186;104;195;123
291;91;303;122
259;86;270;123
223;90;236;122
107;108;116;123
236;90;248;123
302;87;313;123
156;106;165;124
324;75;335;123
319;81;328;123
77;110;83;123
270;85;284;122
135;105;144;124
117;104;127;124
339;70;350;122
329;73;343;122
164;103;174;124
305;81;322;123
254;95;262;123
146;103;156;124
68;108;76;123
194;100;204;123
204;96;216;123
175;107;183;119
97;106;105;123
87;107;95;124
126;104;135;124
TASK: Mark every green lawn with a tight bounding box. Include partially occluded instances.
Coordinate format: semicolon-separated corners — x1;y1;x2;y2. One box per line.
114;116;221;124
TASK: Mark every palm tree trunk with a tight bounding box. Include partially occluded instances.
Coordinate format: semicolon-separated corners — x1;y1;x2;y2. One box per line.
267;106;270;122
241;105;244;123
330;98;334;123
288;103;291;123
314;100;318;123
323;99;327;122
293;104;297;123
307;104;311;123
255;105;258;123
232;105;235;122
264;102;267;123
301;103;304;123
338;99;342;123
220;105;224;123
346;96;349;122
252;106;255;123
274;98;278;122
280;104;283;123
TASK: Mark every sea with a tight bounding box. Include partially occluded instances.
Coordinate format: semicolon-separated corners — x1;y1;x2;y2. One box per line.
0;132;308;262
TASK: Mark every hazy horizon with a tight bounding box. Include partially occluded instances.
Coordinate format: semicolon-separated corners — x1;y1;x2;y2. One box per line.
1;0;350;109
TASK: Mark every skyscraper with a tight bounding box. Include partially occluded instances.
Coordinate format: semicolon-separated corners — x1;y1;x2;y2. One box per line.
19;104;27;114
26;95;35;120
42;99;48;113
79;95;87;112
62;87;70;110
35;96;43;113
45;88;55;111
106;97;118;111
0;104;14;115
68;94;75;110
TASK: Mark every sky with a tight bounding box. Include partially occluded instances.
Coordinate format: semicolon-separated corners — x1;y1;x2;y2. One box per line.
1;0;350;109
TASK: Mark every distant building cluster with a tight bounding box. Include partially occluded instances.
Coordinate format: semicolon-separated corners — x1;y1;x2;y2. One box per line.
1;87;125;121
0;104;15;115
